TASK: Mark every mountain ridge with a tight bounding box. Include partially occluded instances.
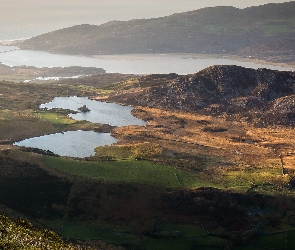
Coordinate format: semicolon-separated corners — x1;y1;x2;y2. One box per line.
106;65;295;126
19;2;295;64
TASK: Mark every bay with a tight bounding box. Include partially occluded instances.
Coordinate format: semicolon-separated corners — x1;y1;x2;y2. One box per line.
0;46;294;74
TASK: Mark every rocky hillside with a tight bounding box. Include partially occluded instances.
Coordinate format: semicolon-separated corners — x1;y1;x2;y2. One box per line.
0;215;90;249
19;2;295;63
238;38;295;63
108;65;295;126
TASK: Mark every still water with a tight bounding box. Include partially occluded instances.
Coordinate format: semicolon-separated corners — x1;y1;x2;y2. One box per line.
1;46;294;74
14;131;118;158
15;97;146;157
40;96;146;126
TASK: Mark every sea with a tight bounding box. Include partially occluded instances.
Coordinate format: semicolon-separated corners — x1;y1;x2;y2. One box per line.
0;45;294;75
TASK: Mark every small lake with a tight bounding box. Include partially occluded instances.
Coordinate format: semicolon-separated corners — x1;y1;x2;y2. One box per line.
40;96;146;126
14;131;118;158
15;97;146;157
1;46;295;74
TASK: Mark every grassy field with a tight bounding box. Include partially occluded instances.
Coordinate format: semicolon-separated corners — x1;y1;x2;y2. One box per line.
258;18;295;34
57;221;230;249
0;108;108;143
0;109;57;141
59;220;295;250
45;156;212;188
46;150;287;203
35;111;77;125
241;231;295;249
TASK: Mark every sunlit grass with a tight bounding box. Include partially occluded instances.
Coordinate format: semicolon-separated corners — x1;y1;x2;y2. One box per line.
0;110;56;140
44;155;285;192
35;112;76;125
45;156;212;188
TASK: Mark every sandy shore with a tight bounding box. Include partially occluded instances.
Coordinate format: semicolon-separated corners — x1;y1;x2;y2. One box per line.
0;39;25;46
0;42;294;72
92;53;295;69
0;37;294;69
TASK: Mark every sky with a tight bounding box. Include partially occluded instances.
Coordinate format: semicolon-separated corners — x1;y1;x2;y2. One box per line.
0;0;291;40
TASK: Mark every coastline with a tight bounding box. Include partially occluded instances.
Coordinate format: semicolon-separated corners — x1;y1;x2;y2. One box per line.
92;53;295;70
0;39;25;46
0;41;294;73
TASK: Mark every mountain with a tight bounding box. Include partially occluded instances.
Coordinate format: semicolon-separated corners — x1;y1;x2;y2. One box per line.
238;38;295;63
19;2;295;63
106;65;295;126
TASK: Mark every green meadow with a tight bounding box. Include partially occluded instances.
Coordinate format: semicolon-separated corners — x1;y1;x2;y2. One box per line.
45;156;211;188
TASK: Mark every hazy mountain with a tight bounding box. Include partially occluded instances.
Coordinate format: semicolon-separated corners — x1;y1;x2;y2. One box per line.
19;2;295;63
1;0;289;40
238;38;295;63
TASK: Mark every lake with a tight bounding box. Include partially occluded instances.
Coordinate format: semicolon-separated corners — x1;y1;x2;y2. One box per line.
40;96;146;127
14;131;118;158
1;46;294;74
15;97;146;157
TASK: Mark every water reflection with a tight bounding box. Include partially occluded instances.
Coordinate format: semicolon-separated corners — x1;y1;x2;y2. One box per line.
40;96;146;126
14;97;146;158
14;131;118;158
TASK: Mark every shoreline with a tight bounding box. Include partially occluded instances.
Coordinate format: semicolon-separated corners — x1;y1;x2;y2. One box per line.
0;39;25;46
0;38;294;70
92;53;295;69
0;43;294;72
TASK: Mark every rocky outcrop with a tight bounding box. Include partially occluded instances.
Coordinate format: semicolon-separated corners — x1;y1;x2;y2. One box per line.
109;65;295;126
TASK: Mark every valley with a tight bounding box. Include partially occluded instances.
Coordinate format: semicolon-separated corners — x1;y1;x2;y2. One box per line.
0;2;295;249
0;66;295;249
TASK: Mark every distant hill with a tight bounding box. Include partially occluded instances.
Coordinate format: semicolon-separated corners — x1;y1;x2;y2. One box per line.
19;2;295;63
238;38;295;63
107;65;295;126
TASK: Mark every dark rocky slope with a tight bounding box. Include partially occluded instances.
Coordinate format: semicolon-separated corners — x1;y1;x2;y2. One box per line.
108;65;295;126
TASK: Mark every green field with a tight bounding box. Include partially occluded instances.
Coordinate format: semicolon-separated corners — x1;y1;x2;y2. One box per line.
58;222;230;250
45;156;212;188
36;112;76;125
45;155;283;192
